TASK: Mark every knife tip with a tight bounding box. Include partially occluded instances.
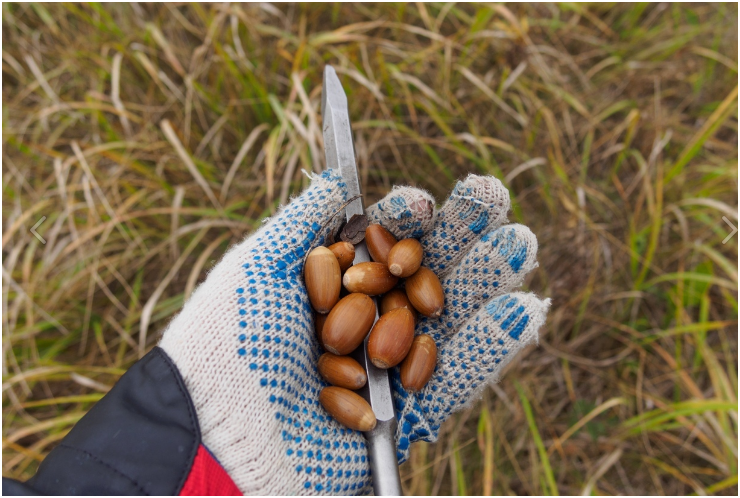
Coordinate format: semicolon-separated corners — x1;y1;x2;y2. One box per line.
322;64;348;113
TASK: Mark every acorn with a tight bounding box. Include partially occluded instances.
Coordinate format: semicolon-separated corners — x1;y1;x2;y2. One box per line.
319;386;377;432
328;241;355;272
318;353;367;390
315;312;328;347
367;308;415;369
400;335;437;392
387;238;423;278
405;267;444;318
365;224;397;264
322;293;377;355
380;289;418;320
343;262;398;296
304;246;341;313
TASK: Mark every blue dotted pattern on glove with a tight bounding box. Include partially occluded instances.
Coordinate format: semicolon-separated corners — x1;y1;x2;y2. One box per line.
483;227;528;272
233;170;373;494
420;226;530;343
392;293;532;462
392;194;535;462
368;194;426;239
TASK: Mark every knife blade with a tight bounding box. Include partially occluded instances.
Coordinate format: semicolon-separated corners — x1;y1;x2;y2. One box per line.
321;64;403;496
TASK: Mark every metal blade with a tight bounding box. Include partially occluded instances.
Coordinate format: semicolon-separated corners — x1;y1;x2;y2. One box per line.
321;66;364;220
322;65;402;496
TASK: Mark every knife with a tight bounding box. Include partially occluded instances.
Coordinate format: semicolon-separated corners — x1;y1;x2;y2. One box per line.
321;64;403;496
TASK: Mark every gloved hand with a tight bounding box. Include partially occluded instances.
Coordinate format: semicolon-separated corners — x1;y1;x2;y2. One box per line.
160;169;549;494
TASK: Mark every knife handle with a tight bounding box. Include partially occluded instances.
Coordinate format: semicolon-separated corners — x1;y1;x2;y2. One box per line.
366;416;403;495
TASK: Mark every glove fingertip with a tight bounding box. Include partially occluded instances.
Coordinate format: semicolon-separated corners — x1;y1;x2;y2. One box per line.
366;186;437;239
421;174;512;272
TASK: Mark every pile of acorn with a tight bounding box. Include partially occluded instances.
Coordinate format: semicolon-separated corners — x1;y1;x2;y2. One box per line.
305;223;443;432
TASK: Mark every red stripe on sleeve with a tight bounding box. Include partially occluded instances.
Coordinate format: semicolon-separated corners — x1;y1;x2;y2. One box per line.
180;444;241;496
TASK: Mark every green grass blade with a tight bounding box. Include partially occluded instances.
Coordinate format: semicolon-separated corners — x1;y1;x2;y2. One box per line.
515;382;558;496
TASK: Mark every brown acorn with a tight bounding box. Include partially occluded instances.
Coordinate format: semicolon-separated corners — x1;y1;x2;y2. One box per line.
315;312;328;347
387;238;423;277
367;308;415;369
319;386;376;432
380;289;418;320
304;246;341;313
328;241;355;272
400;335;437;392
342;262;398;296
365;224;398;264
405;267;444;318
322;293;377;355
318;353;367;390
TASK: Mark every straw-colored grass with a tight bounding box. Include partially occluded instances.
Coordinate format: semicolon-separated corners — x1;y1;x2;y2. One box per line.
3;3;737;495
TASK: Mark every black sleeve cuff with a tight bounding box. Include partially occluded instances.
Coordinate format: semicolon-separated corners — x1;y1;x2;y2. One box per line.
4;347;201;496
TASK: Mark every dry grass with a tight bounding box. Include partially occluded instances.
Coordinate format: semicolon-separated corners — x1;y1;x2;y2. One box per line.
2;3;738;495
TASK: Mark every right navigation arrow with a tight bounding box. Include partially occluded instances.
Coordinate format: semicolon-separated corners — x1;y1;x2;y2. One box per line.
722;216;737;244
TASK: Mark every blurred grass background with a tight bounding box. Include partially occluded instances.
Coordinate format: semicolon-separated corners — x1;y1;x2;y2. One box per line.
2;2;738;495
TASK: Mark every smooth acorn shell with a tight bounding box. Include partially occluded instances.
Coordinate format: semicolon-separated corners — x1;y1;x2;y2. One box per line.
400;335;437;392
319;386;377;432
305;246;341;313
322;293;377;355
405;267;444;317
387;238;423;277
318;353;367;390
315;312;328;347
365;224;397;264
343;262;398;296
380;289;417;320
328;241;355;272
367;308;415;369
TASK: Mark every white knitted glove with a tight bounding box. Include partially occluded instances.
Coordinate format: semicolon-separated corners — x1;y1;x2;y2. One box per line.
159;170;548;494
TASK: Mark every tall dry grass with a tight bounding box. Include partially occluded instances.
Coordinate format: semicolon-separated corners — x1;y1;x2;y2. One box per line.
2;3;737;495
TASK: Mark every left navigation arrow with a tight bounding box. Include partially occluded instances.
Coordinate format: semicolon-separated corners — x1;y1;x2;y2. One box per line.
30;216;47;244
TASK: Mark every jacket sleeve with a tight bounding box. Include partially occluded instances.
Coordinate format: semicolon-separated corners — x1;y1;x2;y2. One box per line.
2;347;241;496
